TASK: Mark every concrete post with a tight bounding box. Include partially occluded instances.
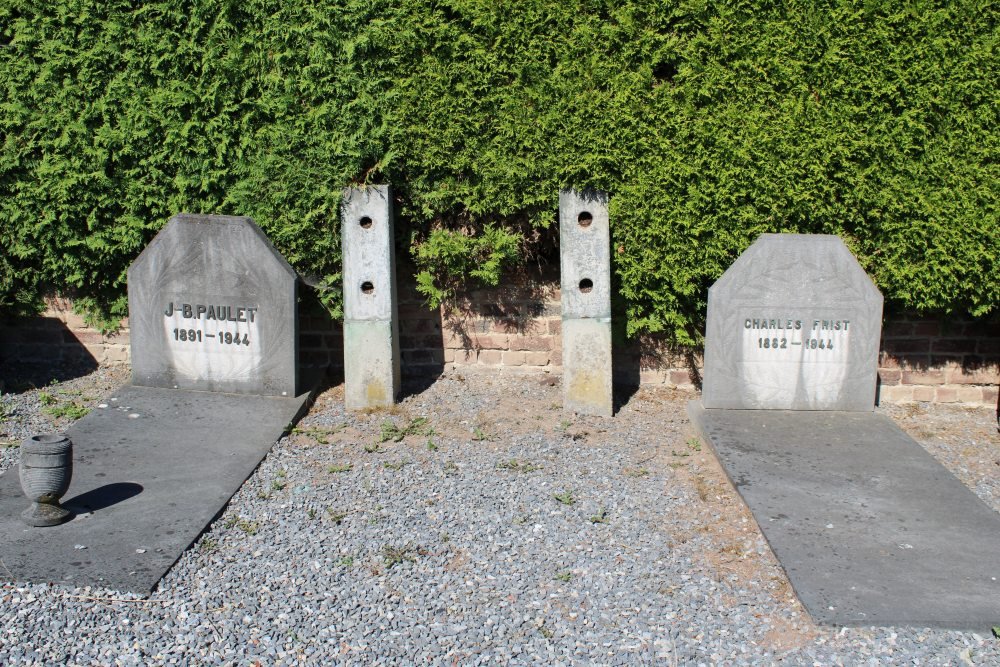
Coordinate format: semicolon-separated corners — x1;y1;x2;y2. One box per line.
341;185;400;409
560;189;613;416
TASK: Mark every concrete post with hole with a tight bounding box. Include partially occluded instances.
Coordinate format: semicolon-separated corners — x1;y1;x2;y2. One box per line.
560;189;613;416
341;185;400;410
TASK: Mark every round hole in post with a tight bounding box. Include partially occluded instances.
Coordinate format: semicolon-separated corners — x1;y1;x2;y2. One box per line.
579;278;594;293
578;211;593;228
359;216;373;229
361;281;375;295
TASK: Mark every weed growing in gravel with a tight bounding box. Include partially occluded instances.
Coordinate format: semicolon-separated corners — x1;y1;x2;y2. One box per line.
327;463;352;473
327;509;348;524
380;417;432;443
381;543;418;568
383;459;409;471
257;490;271;500
293;425;344;444
271;479;286;491
687;437;702;452
623;467;650;477
426;439;438;451
199;539;218;552
554;571;572;582
307;508;317;520
589;507;609;524
471;427;487;441
0;398;13;418
440;532;450;543
338;556;355;567
443;460;459;476
539;624;554;639
364;442;382;454
496;459;542;473
225;516;258;535
513;514;531;525
43;402;89;420
555;419;571;432
37;391;56;406
554;490;575;506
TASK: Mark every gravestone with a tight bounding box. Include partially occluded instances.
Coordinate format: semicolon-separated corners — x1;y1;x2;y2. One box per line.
341;185;400;410
691;233;1000;630
560;189;613;417
128;214;299;396
702;234;883;411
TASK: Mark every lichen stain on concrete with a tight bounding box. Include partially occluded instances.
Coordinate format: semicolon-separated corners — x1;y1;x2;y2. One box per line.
365;380;387;405
568;370;603;409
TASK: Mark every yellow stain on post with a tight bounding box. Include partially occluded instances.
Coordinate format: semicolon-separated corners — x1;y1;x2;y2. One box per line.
365;380;387;405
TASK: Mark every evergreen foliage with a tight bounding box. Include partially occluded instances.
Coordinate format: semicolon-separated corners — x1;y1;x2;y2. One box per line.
1;0;996;341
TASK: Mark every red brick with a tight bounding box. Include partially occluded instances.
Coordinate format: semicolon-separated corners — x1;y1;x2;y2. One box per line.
977;338;1000;353
477;350;502;365
878;353;901;369
956;386;984;404
931;338;977;354
547;319;562;335
901;369;945;385
549;350;563;366
669;369;694;386
912;321;941;337
983;386;998;406
524;351;550;366
883;339;930;354
502;351;526;366
509;335;552;352
883;321;914;336
934;386;957;403
912;386;935;402
878;369;902;385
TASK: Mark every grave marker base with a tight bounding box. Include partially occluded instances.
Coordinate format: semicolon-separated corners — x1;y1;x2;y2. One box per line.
689;402;1000;631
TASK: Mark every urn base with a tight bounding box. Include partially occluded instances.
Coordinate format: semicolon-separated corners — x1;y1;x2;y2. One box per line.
22;501;71;527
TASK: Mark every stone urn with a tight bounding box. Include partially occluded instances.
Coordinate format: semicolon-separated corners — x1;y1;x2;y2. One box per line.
19;434;73;527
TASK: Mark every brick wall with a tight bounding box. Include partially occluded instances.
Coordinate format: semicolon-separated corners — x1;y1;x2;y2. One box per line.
3;289;997;407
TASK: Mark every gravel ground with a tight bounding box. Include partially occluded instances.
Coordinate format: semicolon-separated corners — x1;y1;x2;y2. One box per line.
1;362;998;665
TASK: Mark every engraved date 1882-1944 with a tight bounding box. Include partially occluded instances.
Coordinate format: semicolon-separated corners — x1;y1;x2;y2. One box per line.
744;317;850;353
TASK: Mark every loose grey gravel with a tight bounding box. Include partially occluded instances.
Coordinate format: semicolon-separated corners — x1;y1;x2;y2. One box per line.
0;363;998;665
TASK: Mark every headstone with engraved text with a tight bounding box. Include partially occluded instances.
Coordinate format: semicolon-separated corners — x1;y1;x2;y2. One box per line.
702;234;882;411
127;214;298;396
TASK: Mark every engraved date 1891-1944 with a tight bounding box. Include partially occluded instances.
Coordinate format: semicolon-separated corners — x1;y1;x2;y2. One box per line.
172;328;250;346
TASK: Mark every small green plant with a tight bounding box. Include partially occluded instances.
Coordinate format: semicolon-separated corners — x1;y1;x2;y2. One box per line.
257;490;271;500
236;519;258;535
426;439;438;451
43;403;89;420
307;508;317;520
496;459;542;473
338;556;355;567
199;538;218;552
687;437;702;452
292;425;343;444
440;532;450;543
37;391;56;406
364;442;382;454
327;509;348;524
383;459;409;471
513;514;532;525
554;490;575;506
555;419;571;432
471;427;487;441
380;417;432;443
443;460;459;476
271;480;286;491
992;625;999;638
623;467;651;477
381;543;417;568
554;571;572;583
589;507;609;524
327;463;352;473
539;625;554;639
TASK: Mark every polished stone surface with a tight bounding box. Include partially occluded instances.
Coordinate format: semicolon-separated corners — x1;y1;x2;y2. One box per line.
689;402;1000;631
0;385;311;594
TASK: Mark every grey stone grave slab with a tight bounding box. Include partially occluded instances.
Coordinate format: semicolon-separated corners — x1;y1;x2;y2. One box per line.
688;403;1000;630
128;214;298;396
702;234;882;411
0;385;311;594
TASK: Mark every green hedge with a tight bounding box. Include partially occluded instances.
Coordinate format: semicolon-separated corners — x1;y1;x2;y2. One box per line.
2;0;996;342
